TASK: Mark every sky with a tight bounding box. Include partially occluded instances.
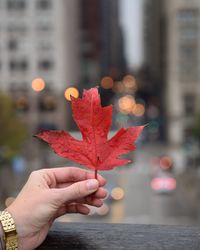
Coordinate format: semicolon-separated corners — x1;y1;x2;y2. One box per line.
119;0;144;70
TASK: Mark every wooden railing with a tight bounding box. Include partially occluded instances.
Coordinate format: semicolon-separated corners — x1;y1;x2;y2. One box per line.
37;222;200;250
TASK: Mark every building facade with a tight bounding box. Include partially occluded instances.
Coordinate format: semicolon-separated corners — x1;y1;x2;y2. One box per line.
0;0;80;132
164;0;200;145
143;0;200;145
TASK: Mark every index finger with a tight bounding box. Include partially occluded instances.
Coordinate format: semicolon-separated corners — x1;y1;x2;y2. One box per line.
46;167;106;187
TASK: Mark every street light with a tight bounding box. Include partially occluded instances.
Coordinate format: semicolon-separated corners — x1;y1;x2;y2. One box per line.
64;87;79;101
31;78;45;92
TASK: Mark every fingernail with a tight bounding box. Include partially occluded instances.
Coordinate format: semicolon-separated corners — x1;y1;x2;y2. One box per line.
86;179;98;190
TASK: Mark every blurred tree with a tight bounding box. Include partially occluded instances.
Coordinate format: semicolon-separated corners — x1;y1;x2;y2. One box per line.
0;92;27;164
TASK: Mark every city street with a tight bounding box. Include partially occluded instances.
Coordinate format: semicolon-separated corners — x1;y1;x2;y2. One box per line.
60;144;200;226
123;151;199;226
0;142;199;226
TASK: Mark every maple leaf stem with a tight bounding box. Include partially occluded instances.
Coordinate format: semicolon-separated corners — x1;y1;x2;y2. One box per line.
95;169;98;180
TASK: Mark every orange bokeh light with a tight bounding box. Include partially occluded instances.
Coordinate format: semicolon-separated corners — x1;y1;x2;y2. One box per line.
64;87;79;101
111;187;125;201
31;78;45;92
113;81;125;93
101;76;114;89
132;103;145;116
123;75;137;91
118;95;135;113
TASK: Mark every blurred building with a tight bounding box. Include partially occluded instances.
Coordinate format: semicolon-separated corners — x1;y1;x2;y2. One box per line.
143;0;165;93
79;0;126;89
164;0;200;145
142;0;166;141
0;0;80;132
143;0;200;145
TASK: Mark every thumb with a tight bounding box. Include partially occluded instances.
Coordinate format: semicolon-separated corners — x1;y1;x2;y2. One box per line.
59;179;99;203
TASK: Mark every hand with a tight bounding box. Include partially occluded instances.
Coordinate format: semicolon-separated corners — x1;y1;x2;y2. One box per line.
6;167;107;250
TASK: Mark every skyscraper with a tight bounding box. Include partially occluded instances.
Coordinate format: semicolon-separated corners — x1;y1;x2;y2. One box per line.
79;0;126;87
164;0;200;145
79;0;126;109
143;0;200;145
142;0;166;141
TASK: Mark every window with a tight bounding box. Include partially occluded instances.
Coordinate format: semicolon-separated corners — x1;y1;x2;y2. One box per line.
9;59;28;72
179;44;198;82
37;0;51;10
38;59;53;71
7;0;26;11
36;22;53;32
38;95;57;111
7;24;27;34
177;9;199;24
21;60;28;71
183;94;196;115
179;27;198;42
8;40;18;51
37;42;53;51
15;96;29;112
178;9;199;82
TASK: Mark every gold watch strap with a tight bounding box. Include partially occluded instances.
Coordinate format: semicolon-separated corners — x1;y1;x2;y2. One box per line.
0;211;18;250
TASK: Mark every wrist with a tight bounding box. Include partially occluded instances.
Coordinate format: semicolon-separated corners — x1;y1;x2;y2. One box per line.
6;206;31;250
0;222;5;249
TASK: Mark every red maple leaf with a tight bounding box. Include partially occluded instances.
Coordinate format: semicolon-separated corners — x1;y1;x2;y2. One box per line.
36;88;144;176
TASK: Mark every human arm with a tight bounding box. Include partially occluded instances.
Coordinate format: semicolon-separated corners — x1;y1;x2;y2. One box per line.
5;167;107;250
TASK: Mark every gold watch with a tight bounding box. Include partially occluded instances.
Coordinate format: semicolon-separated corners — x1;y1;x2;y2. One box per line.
0;211;18;250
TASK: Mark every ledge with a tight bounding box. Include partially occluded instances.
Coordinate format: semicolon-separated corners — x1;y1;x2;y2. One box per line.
37;222;200;250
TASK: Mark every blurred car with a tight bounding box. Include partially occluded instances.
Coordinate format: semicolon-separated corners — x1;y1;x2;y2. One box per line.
151;171;176;194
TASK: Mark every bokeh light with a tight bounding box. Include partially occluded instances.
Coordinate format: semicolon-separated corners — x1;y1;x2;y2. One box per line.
31;78;45;92
96;203;110;216
122;74;137;91
118;95;135;114
64;87;79;101
111;187;125;201
101;76;114;89
147;105;160;119
113;81;125;93
132;103;145;116
160;156;173;170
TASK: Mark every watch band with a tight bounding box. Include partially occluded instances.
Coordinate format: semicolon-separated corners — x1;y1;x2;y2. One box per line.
0;211;18;250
